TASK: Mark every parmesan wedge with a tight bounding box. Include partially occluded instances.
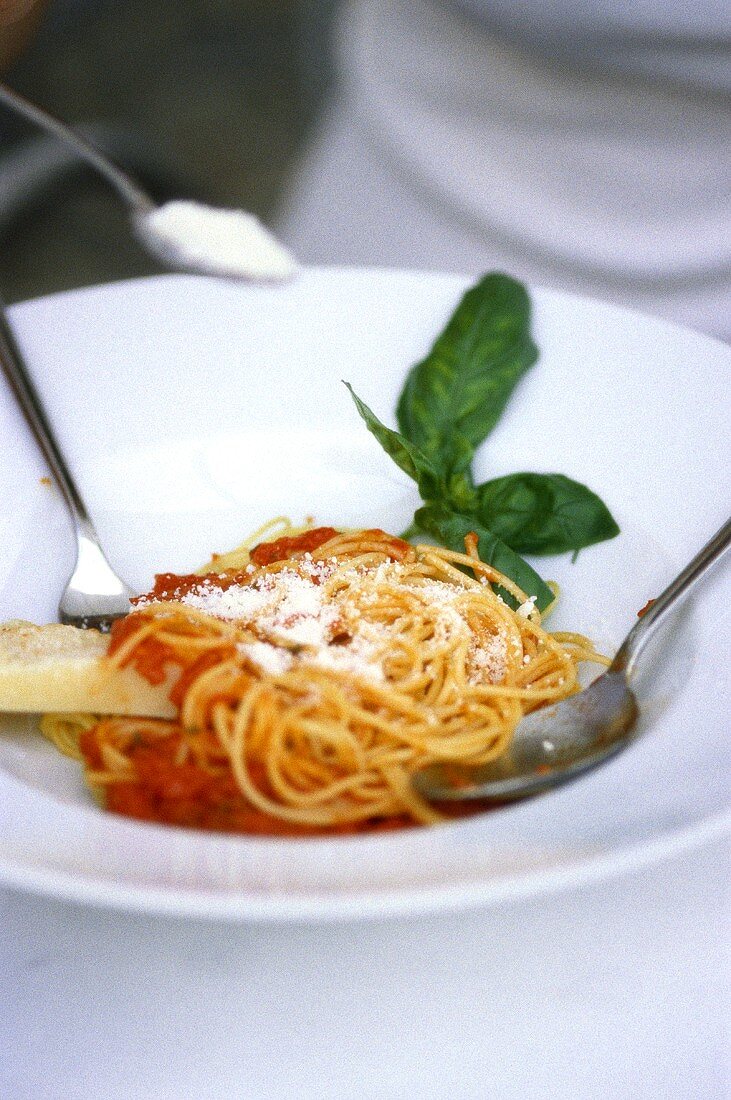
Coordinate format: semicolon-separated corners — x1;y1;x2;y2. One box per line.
0;620;176;717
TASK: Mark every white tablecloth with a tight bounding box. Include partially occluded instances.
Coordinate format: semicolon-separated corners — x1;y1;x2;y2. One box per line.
1;837;727;1099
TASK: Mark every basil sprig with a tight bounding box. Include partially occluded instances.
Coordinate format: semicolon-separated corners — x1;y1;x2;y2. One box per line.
346;272;619;611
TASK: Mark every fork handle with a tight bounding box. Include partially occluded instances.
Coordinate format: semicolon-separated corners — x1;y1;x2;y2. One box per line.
0;295;99;545
0;296;88;523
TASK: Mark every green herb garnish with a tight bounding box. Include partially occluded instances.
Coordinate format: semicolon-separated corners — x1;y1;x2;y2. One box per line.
345;272;619;611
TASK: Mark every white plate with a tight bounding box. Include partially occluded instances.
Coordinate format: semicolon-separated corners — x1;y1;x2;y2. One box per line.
0;268;728;923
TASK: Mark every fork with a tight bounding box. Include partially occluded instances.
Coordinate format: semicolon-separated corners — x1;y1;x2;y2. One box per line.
0;295;135;631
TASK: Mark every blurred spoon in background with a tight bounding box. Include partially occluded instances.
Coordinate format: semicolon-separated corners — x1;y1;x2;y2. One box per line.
0;81;298;282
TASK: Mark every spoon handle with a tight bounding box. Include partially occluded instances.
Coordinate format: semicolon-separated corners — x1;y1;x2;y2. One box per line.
614;516;731;678
0;81;154;214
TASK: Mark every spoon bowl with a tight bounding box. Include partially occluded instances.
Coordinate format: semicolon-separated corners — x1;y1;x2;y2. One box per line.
413;671;638;803
413;517;731;804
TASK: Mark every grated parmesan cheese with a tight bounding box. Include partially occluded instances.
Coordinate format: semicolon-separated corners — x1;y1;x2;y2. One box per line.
237;640;293;676
516;596;537;619
144;560;508;686
468;638;507;684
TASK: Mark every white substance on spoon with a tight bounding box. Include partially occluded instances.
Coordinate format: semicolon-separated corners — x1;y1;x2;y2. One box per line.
142;200;298;281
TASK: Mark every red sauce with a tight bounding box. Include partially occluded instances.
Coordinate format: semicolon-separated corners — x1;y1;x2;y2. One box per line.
125;528;343;611
130;527;412;611
80;723;414;836
108;613;174;685
249;526;339;566
81;719;496;837
138;570;251;603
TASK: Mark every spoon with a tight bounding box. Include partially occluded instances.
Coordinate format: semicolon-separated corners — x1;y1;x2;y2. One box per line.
0;295;135;631
413;516;731;804
0;81;297;281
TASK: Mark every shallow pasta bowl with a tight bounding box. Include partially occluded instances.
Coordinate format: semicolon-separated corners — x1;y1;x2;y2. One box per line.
0;268;728;922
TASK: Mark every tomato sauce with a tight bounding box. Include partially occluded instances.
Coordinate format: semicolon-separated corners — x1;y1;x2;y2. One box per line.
108;613;175;685
136;570;249;603
249;526;339;566
80;723;414;836
81;718;494;837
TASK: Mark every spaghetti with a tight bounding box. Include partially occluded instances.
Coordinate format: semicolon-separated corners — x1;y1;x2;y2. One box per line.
43;524;605;835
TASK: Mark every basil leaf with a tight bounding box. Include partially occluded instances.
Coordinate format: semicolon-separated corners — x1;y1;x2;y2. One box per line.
414;503;555;611
474;472;620;555
396;273;538;477
344;383;442;500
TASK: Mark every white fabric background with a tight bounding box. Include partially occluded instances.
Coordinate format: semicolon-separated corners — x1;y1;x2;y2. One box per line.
277;0;731;337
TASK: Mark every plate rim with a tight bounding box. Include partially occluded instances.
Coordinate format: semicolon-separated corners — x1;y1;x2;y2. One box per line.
0;809;727;923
